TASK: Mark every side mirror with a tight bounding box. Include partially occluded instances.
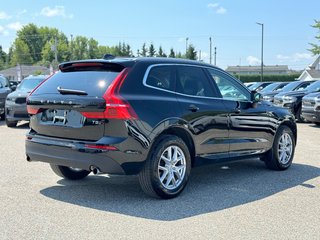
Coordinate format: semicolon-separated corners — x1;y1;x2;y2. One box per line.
10;85;17;91
251;91;262;108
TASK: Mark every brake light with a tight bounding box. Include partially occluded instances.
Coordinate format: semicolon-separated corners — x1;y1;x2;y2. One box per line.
27;106;44;115
81;68;138;119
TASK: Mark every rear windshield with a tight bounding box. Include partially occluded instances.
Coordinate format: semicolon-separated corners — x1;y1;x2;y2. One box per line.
33;71;120;97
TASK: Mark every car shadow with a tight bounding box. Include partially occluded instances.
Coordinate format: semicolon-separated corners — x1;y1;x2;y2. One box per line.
40;160;320;221
0;121;29;129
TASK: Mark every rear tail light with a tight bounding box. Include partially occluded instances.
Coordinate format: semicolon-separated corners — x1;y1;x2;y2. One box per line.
27;106;45;115
81;68;138;120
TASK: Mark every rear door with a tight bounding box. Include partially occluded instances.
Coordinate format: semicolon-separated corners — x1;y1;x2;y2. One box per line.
28;63;125;141
175;65;230;159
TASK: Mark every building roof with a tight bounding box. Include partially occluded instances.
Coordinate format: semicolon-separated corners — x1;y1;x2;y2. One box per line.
0;65;50;77
226;65;289;72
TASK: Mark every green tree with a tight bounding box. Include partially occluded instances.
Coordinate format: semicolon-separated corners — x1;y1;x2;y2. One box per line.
10;38;33;65
16;23;41;63
157;46;167;57
169;48;175;58
176;52;183;58
141;43;147;57
148;43;156;57
185;45;197;60
88;38;100;59
0;46;7;70
309;20;320;55
73;36;88;60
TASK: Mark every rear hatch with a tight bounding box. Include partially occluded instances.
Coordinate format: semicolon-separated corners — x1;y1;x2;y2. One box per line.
27;61;126;141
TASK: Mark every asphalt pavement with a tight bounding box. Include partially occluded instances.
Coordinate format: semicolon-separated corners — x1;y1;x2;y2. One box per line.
0;121;319;240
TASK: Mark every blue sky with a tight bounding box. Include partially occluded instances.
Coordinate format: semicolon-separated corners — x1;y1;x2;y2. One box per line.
0;0;319;70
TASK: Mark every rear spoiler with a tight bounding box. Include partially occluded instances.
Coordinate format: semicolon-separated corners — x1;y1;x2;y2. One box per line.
59;61;125;72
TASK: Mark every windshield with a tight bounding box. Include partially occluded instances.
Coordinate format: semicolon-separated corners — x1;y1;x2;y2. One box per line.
261;82;282;93
306;81;320;93
17;78;45;92
280;81;303;92
248;82;261;90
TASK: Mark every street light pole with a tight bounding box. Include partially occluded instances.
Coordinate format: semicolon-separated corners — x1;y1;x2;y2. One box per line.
186;37;189;56
256;22;264;82
209;37;212;64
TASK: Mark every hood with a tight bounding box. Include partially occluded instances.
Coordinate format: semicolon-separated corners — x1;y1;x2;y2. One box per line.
302;92;320;99
275;90;307;98
6;90;30;99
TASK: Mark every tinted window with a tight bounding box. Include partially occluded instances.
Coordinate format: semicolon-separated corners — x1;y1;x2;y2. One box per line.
280;81;302;92
176;66;214;97
146;66;175;91
207;69;250;101
33;71;120;97
296;82;313;91
306;81;320;92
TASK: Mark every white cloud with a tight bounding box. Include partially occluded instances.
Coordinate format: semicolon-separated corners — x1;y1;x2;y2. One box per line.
0;25;9;36
216;7;227;14
0;11;11;20
7;22;24;31
207;3;219;8
247;56;260;65
207;3;227;14
40;6;73;18
277;53;313;62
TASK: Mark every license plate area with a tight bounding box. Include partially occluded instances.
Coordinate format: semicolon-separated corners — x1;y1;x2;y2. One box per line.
40;109;85;128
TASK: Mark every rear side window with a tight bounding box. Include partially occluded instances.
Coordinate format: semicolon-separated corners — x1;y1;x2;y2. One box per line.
146;66;175;91
176;66;215;97
33;71;120;97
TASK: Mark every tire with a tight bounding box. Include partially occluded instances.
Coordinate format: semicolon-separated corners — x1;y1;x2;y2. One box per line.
50;164;90;180
0;113;4;120
315;122;320;126
139;135;191;199
263;125;295;170
296;106;306;123
6;118;17;127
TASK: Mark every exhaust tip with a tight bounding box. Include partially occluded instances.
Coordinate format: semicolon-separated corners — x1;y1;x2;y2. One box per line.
26;155;31;162
90;165;101;175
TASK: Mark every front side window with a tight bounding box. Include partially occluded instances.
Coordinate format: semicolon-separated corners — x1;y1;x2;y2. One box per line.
207;69;250;101
176;66;214;97
146;66;174;91
0;77;8;88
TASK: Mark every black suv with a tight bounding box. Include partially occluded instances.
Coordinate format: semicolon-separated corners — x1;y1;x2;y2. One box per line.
26;58;297;199
0;75;12;119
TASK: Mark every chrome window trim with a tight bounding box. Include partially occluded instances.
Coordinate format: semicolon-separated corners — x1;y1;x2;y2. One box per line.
142;63;251;102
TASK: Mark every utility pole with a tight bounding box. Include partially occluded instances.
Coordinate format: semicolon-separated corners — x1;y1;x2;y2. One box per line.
199;50;201;61
256;22;264;82
54;37;58;63
214;47;217;66
186;37;189;56
70;34;73;61
209;37;212;64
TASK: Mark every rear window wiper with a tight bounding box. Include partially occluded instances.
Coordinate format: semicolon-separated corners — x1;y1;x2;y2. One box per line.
57;86;88;95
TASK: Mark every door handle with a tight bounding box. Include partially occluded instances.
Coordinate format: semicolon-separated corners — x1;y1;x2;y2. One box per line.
188;104;199;112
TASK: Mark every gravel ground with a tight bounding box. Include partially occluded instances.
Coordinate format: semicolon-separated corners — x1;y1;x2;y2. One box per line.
0;121;319;240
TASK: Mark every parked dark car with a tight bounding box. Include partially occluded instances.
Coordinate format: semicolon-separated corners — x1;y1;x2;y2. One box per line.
26;57;297;199
248;82;272;92
301;92;320;125
274;80;320;122
260;82;288;94
0;75;12;120
263;80;314;103
5;75;47;127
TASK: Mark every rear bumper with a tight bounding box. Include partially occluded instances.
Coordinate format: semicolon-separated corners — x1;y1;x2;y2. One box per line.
301;110;320;123
25;132;147;175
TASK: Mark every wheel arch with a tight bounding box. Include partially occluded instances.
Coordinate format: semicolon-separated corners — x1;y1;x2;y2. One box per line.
278;120;297;144
151;126;196;167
